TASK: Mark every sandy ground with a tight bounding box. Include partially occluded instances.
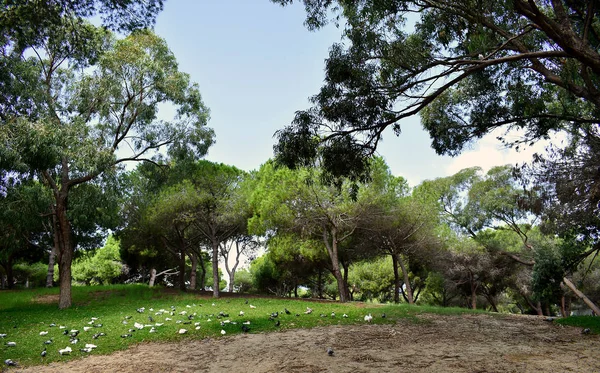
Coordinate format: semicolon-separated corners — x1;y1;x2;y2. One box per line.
13;313;600;373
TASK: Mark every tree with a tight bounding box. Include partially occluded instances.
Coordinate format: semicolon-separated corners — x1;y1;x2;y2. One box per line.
72;235;124;285
187;161;248;298
273;0;599;180
220;235;259;293
1;27;213;308
0;180;50;288
249;161;383;302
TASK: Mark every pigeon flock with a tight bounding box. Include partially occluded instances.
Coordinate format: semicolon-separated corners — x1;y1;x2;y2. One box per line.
1;300;389;367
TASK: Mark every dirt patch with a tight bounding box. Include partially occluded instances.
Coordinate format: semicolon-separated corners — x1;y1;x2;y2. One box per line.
14;313;600;373
32;294;59;305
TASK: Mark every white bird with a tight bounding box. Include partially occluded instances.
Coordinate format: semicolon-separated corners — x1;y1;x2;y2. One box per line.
155;323;164;327
59;346;72;355
59;326;66;329
149;327;156;333
87;321;94;325
39;331;48;336
195;326;201;330
212;303;216;306
134;322;144;329
220;330;226;335
478;53;484;59
0;334;6;338
91;317;98;321
6;342;16;347
85;344;97;349
179;311;187;315
83;327;91;332
239;311;245;316
249;304;256;309
176;320;182;324
70;339;78;344
331;312;335;317
186;305;191;308
206;318;212;322
364;314;373;323
178;329;187;334
4;359;17;366
165;318;172;321
149;308;154;311
80;347;93;353
194;322;200;326
342;314;348;318
243;321;251;325
304;307;313;314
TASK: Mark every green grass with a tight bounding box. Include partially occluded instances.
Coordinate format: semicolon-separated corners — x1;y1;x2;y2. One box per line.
0;285;479;368
555;315;600;334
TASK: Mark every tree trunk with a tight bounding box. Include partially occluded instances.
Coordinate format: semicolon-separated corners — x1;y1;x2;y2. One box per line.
228;271;235;293
198;253;206;290
212;240;220;298
323;227;349;302
178;249;186;292
397;254;414;304
189;252;198;291
391;253;401;303
46;230;58;287
5;258;14;290
563;277;600;315
149;268;157;287
560;294;567;318
470;277;478;310
56;197;73;309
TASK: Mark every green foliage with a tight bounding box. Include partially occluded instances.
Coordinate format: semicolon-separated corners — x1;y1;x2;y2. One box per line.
232;269;254;293
72;236;124;286
11;262;48;288
348;257;394;302
273;0;598;180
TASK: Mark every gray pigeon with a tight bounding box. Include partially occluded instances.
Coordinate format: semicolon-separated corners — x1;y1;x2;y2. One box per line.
327;347;334;356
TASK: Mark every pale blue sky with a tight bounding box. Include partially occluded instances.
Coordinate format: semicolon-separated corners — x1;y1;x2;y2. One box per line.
152;1;543;187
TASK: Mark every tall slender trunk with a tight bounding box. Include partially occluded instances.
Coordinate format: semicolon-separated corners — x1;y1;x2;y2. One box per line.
56;196;73;309
391;253;401;303
149;268;157;287
197;252;206;290
323;227;349;302
212;239;220;298
397;254;414;304
189;252;198;290
178;249;186;292
563;277;600;315
5;258;14;290
470;274;478;310
46;216;58;287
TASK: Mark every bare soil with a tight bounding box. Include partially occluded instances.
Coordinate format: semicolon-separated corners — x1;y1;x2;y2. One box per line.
15;313;600;373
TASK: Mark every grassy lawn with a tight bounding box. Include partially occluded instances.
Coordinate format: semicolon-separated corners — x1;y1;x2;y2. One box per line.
0;285;594;368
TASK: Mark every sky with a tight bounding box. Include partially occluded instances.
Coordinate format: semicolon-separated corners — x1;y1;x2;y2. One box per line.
152;0;555;188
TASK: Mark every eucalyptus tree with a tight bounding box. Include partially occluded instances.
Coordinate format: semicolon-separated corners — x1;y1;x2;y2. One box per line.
273;0;599;181
187;161;249;298
1;25;213;308
0;179;51;288
421;165;600;314
249;160;387;302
